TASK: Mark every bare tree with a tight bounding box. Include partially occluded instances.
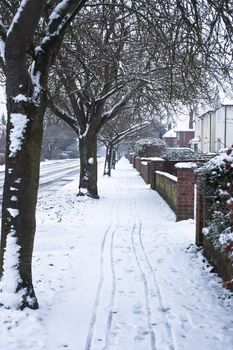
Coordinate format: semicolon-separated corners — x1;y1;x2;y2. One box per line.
98;112;150;176
0;0;232;310
0;0;87;310
47;0;216;197
42;113;77;160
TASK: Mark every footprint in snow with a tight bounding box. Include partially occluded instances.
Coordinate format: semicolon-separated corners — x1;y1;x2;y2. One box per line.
132;303;143;314
156;258;164;264
134;327;149;343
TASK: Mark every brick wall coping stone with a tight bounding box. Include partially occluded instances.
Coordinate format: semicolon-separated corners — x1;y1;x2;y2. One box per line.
141;157;165;161
155;170;177;182
175;162;198;169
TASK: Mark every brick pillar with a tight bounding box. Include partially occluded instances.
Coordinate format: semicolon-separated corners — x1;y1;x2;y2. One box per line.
147;161;151;183
133;155;136;168
195;172;208;246
175;163;197;221
149;159;165;189
135;157;141;172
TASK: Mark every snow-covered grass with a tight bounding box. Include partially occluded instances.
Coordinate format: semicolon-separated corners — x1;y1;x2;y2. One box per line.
0;158;232;350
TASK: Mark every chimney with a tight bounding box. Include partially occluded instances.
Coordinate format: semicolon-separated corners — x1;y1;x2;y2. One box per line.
189;109;194;129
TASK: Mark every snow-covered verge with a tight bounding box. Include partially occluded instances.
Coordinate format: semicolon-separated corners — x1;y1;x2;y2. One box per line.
0;158;232;350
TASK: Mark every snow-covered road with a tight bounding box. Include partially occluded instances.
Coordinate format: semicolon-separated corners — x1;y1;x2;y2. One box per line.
0;158;232;350
0;159;80;201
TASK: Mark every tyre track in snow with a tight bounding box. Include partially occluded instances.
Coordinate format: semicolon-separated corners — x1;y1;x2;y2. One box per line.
129;176;176;350
131;221;157;349
104;175;157;349
84;181;122;350
128;177;156;350
103;209;118;350
137;219;176;350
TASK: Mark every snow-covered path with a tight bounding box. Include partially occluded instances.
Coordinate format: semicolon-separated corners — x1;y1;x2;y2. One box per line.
0;158;232;350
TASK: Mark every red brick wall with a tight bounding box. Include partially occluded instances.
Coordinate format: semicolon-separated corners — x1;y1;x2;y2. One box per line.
176;168;195;221
155;172;177;212
149;160;165;190
176;131;195;147
155;167;196;221
140;162;149;184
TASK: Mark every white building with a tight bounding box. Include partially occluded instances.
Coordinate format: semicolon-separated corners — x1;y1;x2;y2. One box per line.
192;90;233;153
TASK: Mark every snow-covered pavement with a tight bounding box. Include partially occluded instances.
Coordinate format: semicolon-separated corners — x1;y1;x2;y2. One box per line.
0;158;232;350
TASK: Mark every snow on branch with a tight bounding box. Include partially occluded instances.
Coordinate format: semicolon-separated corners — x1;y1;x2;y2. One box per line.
102;82;143;121
47;94;79;133
28;61;42;103
5;0;46;61
46;0;71;36
39;0;87;52
79;123;90;139
112;122;150;145
7;0;29;36
95;84;124;103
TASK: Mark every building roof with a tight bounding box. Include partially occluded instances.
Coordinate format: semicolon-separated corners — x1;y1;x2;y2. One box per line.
218;88;233;105
189;137;201;143
163;128;194;138
163;129;176;138
198;87;233;117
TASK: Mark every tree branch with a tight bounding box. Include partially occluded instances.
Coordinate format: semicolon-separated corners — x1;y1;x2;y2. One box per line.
46;93;79;133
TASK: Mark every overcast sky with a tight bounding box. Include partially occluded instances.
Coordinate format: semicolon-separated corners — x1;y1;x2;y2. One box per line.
0;85;190;129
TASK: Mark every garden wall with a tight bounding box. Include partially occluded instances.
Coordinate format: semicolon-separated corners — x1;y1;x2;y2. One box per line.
132;156;196;221
195;172;233;291
155;163;196;221
131;153;233;291
155;171;177;212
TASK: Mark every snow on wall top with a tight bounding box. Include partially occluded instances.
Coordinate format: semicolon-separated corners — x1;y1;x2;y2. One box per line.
155;170;177;182
141;157;164;162
175;162;198;169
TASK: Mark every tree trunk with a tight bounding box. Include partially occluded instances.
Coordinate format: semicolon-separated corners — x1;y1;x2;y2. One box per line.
78;135;99;198
103;143;113;176
112;148;116;170
0;98;45;309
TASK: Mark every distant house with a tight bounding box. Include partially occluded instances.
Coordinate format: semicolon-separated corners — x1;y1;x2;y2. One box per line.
163;128;195;148
192;90;233;153
175;129;195;147
163;129;176;147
